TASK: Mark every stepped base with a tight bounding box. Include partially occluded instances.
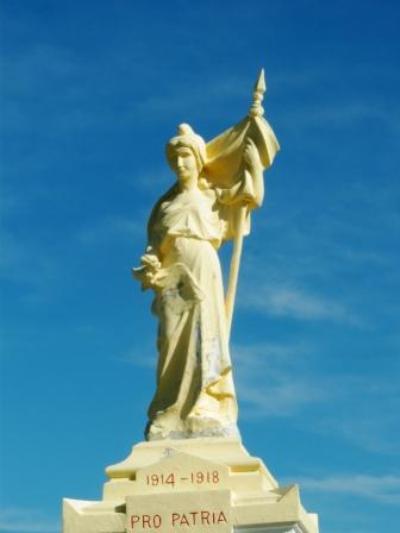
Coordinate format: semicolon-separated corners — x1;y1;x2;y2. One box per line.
63;438;318;533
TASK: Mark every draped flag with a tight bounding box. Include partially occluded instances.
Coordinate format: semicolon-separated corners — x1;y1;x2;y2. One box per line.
204;69;280;338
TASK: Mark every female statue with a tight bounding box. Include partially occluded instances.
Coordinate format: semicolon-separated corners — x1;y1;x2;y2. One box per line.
134;123;265;440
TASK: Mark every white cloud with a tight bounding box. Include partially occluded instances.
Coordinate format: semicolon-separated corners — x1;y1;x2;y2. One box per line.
235;181;400;328
0;226;57;290
233;342;326;418
118;347;156;369
293;474;400;505
273;63;400;133
237;380;323;418
320;407;400;455
232;341;400;455
0;507;59;533
239;282;351;322
77;215;145;246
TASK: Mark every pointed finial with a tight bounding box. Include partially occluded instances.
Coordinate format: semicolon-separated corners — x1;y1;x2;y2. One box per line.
255;68;266;93
249;68;267;117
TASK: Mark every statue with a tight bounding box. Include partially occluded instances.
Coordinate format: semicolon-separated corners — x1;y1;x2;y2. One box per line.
63;71;320;533
133;70;280;441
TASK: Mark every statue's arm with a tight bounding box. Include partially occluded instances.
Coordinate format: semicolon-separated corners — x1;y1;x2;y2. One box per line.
132;192;166;290
132;246;162;290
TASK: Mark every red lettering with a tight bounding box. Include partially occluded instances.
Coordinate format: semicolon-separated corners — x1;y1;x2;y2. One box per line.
130;513;163;529
153;514;162;528
130;515;140;528
189;511;199;525
201;510;210;525
196;471;204;483
142;515;151;528
165;472;175;486
180;513;189;526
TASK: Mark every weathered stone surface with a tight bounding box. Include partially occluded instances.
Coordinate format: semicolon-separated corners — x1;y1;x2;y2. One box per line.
63;439;318;533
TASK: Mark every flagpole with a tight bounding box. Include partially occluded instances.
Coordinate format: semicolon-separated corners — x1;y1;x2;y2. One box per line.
225;205;247;341
225;69;266;341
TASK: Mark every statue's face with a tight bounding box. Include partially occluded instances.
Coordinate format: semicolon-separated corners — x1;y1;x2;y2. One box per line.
170;146;199;183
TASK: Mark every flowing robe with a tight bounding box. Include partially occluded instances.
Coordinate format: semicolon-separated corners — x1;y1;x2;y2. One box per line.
144;182;254;440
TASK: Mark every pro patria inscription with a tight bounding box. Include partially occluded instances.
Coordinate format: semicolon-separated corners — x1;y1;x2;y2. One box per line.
126;490;232;533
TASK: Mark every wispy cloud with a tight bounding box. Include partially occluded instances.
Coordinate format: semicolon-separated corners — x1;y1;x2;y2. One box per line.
233;340;400;454
117;338;399;459
273;63;400;133
77;214;145;246
239;283;351;322
319;405;400;455
237;380;323;418
233;342;326;417
0;226;57;290
0;507;59;533
236;174;400;328
118;346;156;369
293;474;400;505
1;38;252;136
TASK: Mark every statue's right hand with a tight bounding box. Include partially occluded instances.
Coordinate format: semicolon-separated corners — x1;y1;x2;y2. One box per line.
132;253;162;290
140;253;161;270
132;265;159;290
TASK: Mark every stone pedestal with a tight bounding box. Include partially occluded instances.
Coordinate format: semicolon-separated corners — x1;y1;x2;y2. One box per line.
63;438;318;533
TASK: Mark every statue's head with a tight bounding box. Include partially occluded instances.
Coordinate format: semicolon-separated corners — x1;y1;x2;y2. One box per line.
166;124;206;184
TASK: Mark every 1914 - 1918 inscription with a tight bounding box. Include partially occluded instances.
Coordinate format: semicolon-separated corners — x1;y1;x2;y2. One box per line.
145;469;221;488
136;452;229;493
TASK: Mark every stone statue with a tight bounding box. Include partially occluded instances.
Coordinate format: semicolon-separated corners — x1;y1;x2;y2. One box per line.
133;70;279;441
63;71;319;533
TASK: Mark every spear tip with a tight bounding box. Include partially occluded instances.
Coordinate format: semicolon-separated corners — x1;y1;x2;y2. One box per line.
254;68;266;93
249;68;267;117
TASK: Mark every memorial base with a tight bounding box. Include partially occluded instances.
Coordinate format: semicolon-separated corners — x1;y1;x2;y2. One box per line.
63;438;318;533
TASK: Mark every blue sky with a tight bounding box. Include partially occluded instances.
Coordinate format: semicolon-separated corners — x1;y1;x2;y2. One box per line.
1;1;399;531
